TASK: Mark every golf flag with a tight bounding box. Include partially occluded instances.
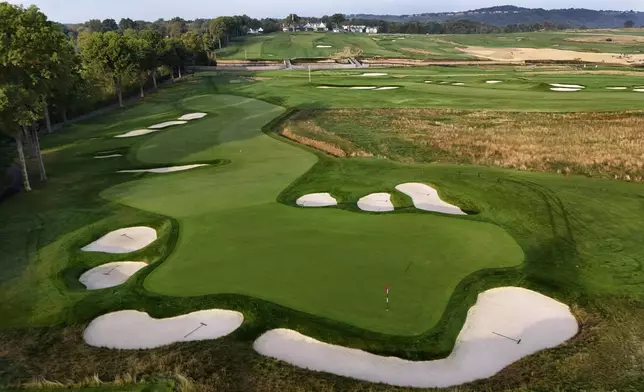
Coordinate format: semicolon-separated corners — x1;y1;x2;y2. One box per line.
385;284;390;311
385;284;390;294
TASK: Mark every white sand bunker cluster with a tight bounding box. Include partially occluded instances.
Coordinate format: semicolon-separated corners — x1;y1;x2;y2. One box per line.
296;193;338;207
82;227;157;254
358;193;394;212
396;183;466;215
115;113;206;138
549;83;585;92
84;309;244;349
80;261;148;290
118;164;208;174
254;287;578;388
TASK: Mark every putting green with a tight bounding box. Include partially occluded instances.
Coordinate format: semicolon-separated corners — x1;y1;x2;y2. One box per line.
102;94;523;335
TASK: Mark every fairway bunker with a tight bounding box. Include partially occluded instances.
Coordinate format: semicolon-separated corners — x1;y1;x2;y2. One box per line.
296;193;338;207
178;113;208;120
361;73;388;76
81;226;157;254
550;87;582;92
94;154;122;159
375;86;400;90
349;86;377;90
634;88;644;92
253;287;578;388
316;45;332;48
358;193;394;212
84;309;244;349
148;120;188;129
606;87;628;90
486;80;503;84
79;261;148;290
396;183;466;215
115;129;160;138
452;82;466;86
549;83;585;89
118;164;208;174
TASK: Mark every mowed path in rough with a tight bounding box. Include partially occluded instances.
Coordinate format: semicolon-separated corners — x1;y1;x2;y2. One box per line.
101;94;524;335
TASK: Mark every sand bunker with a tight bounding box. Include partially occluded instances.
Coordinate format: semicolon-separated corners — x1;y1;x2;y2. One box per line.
317;86;337;89
296;193;338;207
396;183;466;215
349;86;377;90
358;193;394;212
361;73;388;76
452;82;465;86
424;81;434;83
460;45;644;65
80;261;148;290
375;86;400;90
254;287;578;388
486;80;503;84
118;164;208;174
94;154;122;159
115;129;159;138
550;87;581;92
148;121;188;129
606;87;628;90
550;83;585;89
634;89;644;92
316;45;332;48
178;113;208;121
81;227;157;254
84;309;244;349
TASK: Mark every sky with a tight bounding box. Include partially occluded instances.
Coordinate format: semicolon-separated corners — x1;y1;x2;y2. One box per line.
7;0;644;23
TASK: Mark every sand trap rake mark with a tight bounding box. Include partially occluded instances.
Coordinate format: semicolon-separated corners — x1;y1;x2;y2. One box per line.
103;266;119;276
184;322;208;338
492;331;521;344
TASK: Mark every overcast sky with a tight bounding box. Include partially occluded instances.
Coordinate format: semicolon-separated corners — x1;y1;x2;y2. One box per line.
7;0;643;23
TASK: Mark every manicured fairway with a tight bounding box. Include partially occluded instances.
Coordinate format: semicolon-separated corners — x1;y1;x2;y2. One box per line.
102;94;523;335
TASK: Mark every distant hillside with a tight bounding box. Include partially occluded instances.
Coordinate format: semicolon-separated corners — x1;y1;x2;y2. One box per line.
350;6;644;28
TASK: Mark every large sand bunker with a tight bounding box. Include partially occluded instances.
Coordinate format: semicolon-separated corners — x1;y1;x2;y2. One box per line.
296;193;338;207
459;45;644;65
84;309;244;349
254;287;578;388
81;227;157;254
115;129;160;138
178;113;208;121
148;120;188;129
396;183;466;215
118;164;208;174
80;261;148;290
358;193;394;212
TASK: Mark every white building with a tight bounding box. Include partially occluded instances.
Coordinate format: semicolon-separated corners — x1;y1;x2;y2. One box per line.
248;27;264;34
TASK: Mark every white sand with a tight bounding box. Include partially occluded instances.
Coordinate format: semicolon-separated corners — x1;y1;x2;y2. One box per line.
424;81;434;83
361;73;388;76
375;86;400;90
460;45;644;65
550;87;581;92
634;88;644;92
81;227;157;254
486;80;503;84
84;309;244;349
317;86;337;89
80;261;148;290
316;45;332;48
115;129;160;138
296;193;338;207
357;193;394;212
254;287;578;388
349;86;377;90
94;154;122;159
118;164;208;174
178;113;208;121
606;87;628;90
452;82;466;86
396;183;466;215
549;83;585;89
148;121;188;129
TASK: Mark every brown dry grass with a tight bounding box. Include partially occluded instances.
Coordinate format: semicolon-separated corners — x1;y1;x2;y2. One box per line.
566;34;644;45
399;47;439;56
524;70;644;76
287;109;644;180
332;46;363;59
280;128;347;157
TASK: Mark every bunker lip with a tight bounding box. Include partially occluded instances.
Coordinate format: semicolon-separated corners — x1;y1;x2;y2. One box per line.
80;261;148;290
148;120;188;129
81;226;157;254
84;309;244;349
296;193;338;207
118;164;209;174
358;193;394;212
395;183;466;215
253;287;578;388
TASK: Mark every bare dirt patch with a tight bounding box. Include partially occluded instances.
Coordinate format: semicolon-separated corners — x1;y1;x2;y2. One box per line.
286;108;644;180
460;46;644;65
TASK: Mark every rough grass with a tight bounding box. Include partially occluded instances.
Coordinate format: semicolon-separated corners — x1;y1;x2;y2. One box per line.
284;108;644;180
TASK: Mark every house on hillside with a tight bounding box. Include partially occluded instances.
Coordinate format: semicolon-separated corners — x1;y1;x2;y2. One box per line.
365;26;379;34
248;27;264;34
